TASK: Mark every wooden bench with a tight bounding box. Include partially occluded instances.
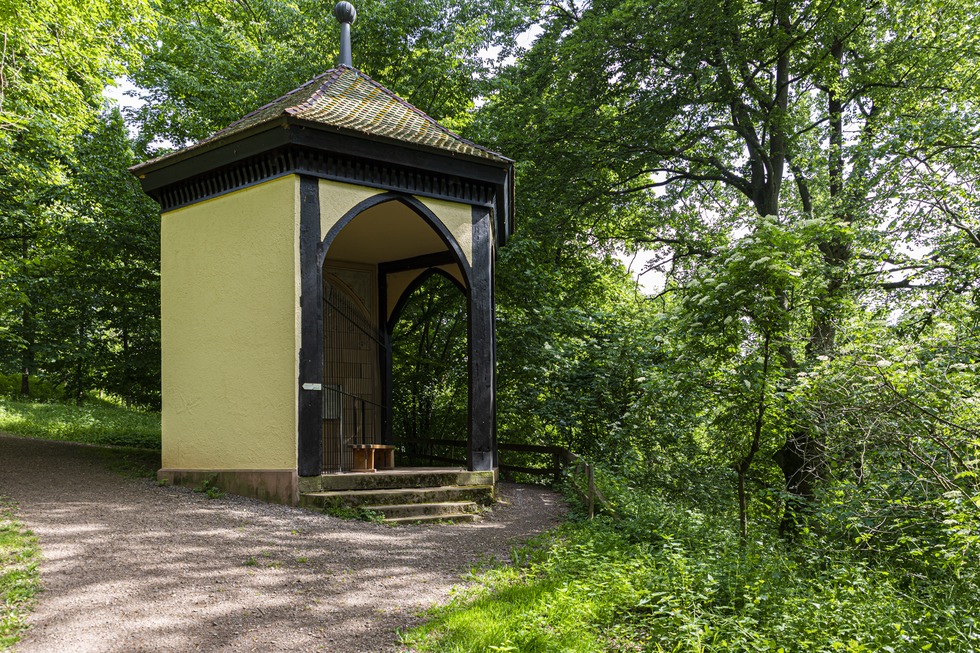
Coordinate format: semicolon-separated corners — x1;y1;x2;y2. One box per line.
349;444;396;472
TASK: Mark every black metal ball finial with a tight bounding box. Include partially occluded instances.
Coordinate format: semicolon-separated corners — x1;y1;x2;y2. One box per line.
334;1;356;24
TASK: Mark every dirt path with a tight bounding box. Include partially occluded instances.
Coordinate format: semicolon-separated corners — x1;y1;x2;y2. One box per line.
0;435;566;652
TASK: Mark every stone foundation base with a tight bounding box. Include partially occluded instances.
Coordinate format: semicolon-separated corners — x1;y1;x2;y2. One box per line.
158;469;299;505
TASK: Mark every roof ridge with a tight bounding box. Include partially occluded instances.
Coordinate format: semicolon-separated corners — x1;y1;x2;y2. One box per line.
349;68;503;159
285;67;347;117
223;69;338;133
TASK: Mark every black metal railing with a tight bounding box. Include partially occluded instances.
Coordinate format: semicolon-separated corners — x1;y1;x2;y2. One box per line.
321;281;386;472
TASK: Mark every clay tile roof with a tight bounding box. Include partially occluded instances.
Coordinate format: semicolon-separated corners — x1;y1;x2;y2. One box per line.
196;65;510;164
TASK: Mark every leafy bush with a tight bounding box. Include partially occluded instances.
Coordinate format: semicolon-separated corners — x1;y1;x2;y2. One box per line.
405;481;979;653
0;373;66;402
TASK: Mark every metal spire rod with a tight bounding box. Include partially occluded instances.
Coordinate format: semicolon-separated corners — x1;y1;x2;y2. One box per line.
334;2;356;67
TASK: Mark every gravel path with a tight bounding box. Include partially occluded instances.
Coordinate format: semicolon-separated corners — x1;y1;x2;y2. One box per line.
0;434;566;652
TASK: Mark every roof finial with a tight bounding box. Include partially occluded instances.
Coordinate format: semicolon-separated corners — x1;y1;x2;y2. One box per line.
334;2;356;67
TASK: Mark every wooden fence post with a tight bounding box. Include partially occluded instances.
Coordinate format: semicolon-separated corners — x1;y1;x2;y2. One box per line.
587;463;595;519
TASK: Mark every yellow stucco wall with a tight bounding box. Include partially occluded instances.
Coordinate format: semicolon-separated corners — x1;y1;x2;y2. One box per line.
318;180;475;268
161;175;300;470
417;196;474;266
319;180;382;238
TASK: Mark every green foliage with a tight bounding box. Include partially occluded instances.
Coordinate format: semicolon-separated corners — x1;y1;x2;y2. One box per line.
321;504;385;523
0;373;64;402
0;0;158;405
0;499;40;651
61;110;161;407
193;477;226;500
0;109;161;407
131;0;535;146
0;397;160;450
0;0;151;133
406;482;979;653
471;0;980;528
495;234;664;464
791;307;980;579
391;273;468;452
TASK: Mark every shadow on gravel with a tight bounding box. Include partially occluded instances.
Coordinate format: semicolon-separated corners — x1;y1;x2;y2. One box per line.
0;435;564;653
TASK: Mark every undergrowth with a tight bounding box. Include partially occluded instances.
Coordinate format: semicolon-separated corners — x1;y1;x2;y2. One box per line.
402;483;979;653
0;499;40;651
194;477;226;500
0;398;160;450
322;504;386;523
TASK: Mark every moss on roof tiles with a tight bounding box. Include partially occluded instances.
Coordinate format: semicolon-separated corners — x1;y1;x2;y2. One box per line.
203;66;509;163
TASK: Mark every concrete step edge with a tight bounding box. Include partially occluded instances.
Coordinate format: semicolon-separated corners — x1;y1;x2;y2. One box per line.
302;485;494;499
300;485;494;508
315;470;495;491
383;513;481;525
362;501;479;518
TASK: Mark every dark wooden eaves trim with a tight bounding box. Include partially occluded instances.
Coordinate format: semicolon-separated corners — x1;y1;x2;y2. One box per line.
132;120;515;246
377;251;458;275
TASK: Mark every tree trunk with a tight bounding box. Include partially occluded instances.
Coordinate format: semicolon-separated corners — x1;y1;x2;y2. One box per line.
774;431;826;535
737;333;770;541
19;234;33;398
774;37;850;536
19;306;33;398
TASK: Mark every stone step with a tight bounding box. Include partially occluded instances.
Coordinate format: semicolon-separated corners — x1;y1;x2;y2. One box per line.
383;513;481;525
311;469;495;492
363;501;479;521
300;484;494;510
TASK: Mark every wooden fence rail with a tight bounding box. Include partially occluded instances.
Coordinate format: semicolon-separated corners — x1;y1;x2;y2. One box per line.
392;438;613;518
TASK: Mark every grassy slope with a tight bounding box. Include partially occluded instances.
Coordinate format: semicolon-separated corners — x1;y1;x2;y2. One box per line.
403;493;978;653
0;398;160;450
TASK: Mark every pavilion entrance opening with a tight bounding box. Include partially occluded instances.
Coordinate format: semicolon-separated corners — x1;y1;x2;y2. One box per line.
319;196;470;473
389;271;468;468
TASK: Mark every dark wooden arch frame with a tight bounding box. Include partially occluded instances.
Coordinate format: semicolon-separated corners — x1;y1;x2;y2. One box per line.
318;192;471;277
386;266;467;331
297;182;496;476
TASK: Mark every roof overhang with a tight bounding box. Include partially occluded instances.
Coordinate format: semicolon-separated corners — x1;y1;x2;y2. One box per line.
131;117;515;245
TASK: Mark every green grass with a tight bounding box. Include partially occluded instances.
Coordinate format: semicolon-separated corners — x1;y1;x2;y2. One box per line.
0;398;160;450
403;491;980;653
0;499;40;651
322;504;387;523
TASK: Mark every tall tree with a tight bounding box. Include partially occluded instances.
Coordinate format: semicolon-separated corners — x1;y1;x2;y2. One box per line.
473;0;980;527
63;109;161;406
129;0;533;146
0;0;152;396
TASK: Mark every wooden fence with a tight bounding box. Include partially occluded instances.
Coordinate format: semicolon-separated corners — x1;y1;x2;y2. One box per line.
393;438;613;518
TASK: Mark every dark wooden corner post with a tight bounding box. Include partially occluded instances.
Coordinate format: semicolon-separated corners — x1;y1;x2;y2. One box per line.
379;271;394;445
297;175;323;477
468;205;496;471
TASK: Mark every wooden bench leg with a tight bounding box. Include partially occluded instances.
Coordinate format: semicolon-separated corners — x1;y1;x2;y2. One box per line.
375;447;395;471
351;447;375;473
